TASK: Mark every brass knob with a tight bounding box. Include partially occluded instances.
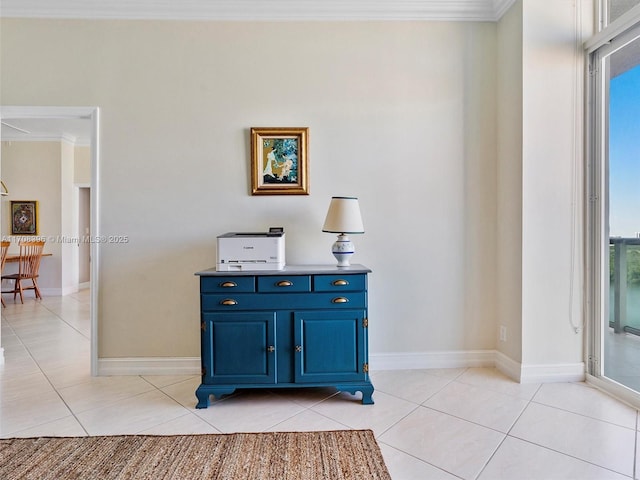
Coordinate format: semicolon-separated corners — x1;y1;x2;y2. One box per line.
332;279;349;286
276;280;293;287
220;299;238;306
332;297;349;304
267;345;276;353
295;345;302;352
220;281;237;288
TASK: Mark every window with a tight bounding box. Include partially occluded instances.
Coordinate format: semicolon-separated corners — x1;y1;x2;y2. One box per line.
607;0;640;25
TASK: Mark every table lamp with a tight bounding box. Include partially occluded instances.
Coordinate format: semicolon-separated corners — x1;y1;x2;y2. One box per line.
322;196;364;267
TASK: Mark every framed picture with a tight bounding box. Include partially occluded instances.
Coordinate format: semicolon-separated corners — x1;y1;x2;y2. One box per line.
10;200;39;235
250;127;309;195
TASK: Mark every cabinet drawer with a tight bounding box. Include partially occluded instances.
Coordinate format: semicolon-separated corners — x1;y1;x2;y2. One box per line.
201;292;366;311
257;275;311;293
201;276;255;293
313;274;366;292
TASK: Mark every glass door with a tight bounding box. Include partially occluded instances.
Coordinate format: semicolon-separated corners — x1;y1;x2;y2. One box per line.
587;21;640;404
606;34;640;392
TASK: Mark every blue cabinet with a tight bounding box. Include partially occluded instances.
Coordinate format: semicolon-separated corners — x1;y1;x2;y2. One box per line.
195;265;374;408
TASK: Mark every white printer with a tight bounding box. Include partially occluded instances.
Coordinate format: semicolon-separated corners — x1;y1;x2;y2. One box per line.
216;228;285;271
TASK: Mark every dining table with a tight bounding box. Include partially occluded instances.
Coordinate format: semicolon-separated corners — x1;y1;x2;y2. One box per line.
5;253;52;262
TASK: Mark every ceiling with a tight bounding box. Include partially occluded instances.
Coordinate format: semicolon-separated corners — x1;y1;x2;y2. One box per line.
1;118;91;145
0;0;516;22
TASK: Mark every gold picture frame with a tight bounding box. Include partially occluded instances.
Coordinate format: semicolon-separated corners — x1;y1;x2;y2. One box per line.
10;200;39;235
250;127;309;195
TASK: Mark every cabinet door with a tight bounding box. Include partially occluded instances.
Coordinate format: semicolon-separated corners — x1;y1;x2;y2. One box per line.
293;310;367;383
202;312;276;385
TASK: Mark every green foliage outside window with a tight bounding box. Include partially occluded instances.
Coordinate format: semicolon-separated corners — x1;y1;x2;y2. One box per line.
610;246;640;286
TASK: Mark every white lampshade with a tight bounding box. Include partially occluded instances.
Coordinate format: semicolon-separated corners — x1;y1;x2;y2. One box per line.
322;196;364;234
322;197;364;267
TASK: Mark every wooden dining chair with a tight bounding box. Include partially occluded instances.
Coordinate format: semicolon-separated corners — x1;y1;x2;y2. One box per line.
0;241;10;307
1;241;45;304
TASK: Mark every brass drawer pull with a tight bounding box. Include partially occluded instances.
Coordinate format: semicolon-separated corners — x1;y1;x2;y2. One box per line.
267;345;276;353
332;279;349;286
276;280;293;287
295;345;303;352
220;299;238;306
220;281;237;288
332;297;349;304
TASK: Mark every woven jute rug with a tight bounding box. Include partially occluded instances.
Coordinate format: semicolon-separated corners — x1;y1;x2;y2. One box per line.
0;429;391;480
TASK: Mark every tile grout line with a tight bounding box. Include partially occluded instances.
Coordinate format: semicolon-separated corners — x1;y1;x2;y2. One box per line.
473;382;544;480
6;325;91;437
506;383;635;478
1;294;93;436
134;382;206;435
528;396;639;431
39;297;91;341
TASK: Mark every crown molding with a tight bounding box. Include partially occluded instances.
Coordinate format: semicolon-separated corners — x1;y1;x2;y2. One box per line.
0;0;517;22
1;133;89;145
492;0;517;20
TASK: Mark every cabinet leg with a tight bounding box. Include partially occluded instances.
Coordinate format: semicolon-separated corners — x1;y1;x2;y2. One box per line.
336;383;375;405
195;388;211;409
360;386;374;405
195;385;238;408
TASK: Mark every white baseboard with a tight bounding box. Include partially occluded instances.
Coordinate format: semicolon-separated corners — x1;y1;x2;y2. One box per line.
1;288;61;299
369;350;495;371
98;357;200;376
39;288;63;296
40;286;81;296
494;350;522;381
370;350;585;384
95;351;585;384
61;285;80;296
519;361;585;383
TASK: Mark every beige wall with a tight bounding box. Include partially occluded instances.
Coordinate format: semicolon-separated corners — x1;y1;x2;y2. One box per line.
0;4;593;376
494;0;594;374
1;140;88;294
74;146;90;185
1;19;500;360
520;0;593;367
1;141;63;291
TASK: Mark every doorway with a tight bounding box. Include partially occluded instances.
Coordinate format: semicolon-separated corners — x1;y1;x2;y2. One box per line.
0;106;100;375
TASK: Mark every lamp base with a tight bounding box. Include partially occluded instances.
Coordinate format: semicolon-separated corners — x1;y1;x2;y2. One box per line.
331;234;355;267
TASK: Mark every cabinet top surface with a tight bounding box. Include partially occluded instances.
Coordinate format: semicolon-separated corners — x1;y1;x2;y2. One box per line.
195;264;371;276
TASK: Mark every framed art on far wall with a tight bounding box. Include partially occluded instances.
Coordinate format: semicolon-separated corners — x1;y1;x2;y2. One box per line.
250;127;309;195
10;200;39;235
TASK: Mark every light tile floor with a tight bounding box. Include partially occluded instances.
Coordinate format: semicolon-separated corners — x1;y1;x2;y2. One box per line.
2;290;640;479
